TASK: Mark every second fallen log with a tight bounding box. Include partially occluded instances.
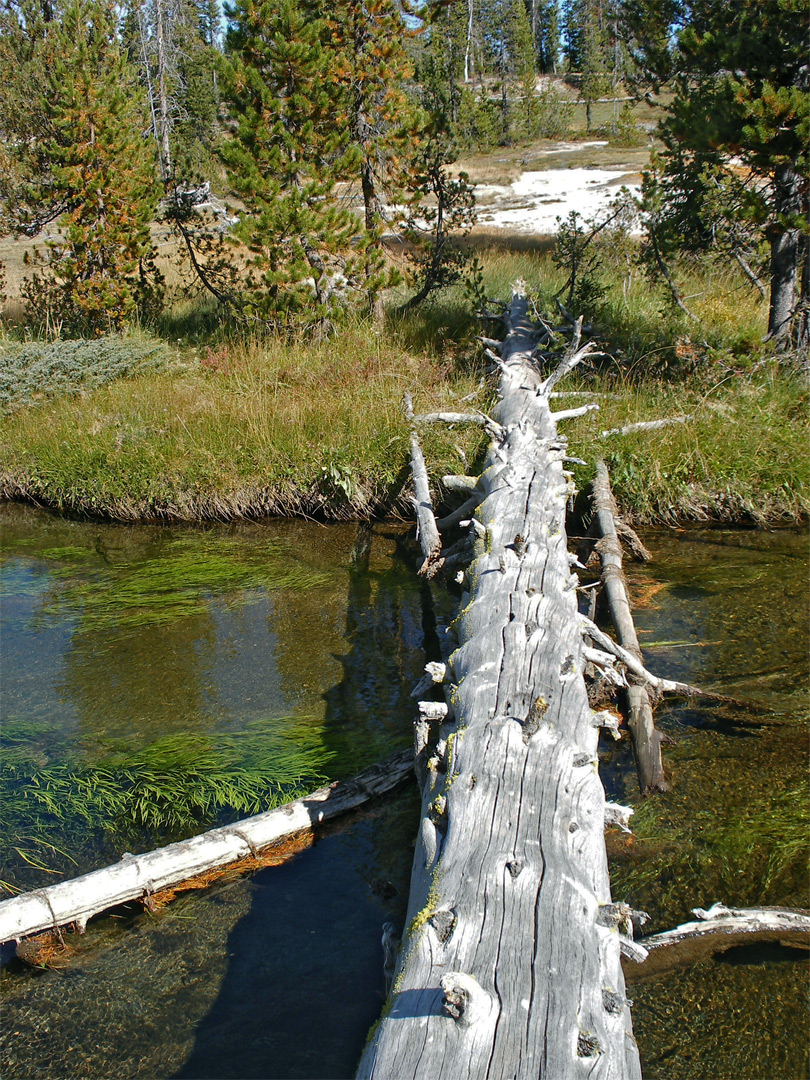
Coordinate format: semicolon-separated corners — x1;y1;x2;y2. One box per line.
590;459;669;795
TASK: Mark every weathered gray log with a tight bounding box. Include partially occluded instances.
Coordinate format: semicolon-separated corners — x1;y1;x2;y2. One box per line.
403;394;443;576
580;617;728;704
599;416;691;439
630;904;810;977
436;493;481;533
359;286;641;1080
0;749;413;946
412;410;487;426
590;460;669;795
441;474;479;495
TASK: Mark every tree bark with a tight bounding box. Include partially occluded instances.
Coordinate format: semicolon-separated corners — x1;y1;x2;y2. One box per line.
767;163;803;342
358;287;641;1080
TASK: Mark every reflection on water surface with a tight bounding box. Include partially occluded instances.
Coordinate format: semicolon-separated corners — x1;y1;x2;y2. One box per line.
1;512;808;1078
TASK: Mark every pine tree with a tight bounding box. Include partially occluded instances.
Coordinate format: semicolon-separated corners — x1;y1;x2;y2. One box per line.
507;0;541;140
328;0;425;320
173;0;221;181
0;0;163;333
533;0;560;74
564;0;611;129
219;0;366;330
626;0;810;345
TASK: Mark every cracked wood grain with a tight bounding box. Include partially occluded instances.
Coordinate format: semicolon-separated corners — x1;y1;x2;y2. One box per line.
358;286;640;1080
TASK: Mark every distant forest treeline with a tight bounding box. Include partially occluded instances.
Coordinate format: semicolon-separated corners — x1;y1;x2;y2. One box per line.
0;0;806;348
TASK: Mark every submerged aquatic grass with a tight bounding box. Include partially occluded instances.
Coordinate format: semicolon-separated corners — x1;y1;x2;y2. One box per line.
11;531;332;635
0;720;332;894
608;732;810;929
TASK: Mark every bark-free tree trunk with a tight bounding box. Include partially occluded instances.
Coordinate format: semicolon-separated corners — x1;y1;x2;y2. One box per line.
154;0;172;183
632;905;810;977
358;288;641;1080
590;460;668;795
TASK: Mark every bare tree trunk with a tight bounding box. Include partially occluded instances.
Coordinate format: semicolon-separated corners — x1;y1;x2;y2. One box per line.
465;0;474;83
0;751;414;946
767;164;802;343
633;905;810;977
353;75;385;324
358;287;641;1080
155;0;172;182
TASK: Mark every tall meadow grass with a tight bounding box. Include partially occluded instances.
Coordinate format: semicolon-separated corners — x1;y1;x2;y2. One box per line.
1;242;806;524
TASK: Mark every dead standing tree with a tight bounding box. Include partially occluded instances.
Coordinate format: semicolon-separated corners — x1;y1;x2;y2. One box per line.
358;285;642;1080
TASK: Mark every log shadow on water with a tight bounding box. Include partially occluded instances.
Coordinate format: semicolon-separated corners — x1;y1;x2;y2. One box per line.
170;522;435;1080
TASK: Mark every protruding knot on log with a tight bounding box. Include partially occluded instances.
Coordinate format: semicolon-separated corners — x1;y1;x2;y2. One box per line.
427;737;449;777
440;972;493;1027
559;654;578;681
429;908;456;943
620;937;649;963
411;661;447;698
414;701;450;793
597;902;649;937
429;793;447;822
465;518;487;541
603;802;634;832
521;695;548;743
442;474;479;496
591;708;623;739
602;987;633;1014
572;752;597;768
510;532;527;559
418;701;449;722
577;1030;603;1058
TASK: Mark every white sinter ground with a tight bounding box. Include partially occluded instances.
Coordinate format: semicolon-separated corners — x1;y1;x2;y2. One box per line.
474;167;642;235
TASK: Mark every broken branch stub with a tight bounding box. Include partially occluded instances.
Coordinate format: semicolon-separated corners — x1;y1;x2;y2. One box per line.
359;284;641;1080
409;429;443;576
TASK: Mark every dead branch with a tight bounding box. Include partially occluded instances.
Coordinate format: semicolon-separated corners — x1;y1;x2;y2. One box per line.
600;416;691;438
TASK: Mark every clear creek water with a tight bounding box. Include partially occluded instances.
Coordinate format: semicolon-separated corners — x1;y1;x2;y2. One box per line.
0;507;807;1079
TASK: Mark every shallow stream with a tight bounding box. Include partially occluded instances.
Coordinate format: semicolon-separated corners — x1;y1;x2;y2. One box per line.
0;508;807;1079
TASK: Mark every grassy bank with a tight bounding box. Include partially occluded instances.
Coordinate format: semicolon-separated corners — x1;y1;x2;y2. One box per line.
1;245;807;526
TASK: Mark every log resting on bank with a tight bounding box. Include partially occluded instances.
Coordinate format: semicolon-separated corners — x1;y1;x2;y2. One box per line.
0;749;413;947
358;286;641;1080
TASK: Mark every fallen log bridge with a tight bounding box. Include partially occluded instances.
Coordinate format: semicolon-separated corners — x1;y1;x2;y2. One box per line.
359;286;642;1079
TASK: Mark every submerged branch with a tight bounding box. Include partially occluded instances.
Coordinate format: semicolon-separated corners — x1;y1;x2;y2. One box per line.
0;750;414;947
